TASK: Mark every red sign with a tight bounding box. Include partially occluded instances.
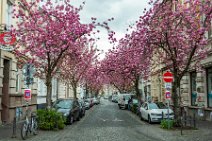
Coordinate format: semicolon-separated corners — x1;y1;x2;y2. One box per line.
163;71;173;83
24;89;31;101
165;91;171;99
0;32;16;45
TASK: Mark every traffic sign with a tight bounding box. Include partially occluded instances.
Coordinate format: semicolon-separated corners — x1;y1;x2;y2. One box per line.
165;91;171;99
163;71;173;83
165;83;172;89
0;32;16;45
24;89;31;101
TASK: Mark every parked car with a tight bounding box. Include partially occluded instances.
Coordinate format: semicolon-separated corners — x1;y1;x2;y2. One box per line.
118;93;134;109
112;95;118;103
93;97;100;105
53;98;80;124
78;100;86;117
85;98;93;108
128;98;139;112
84;101;90;110
139;102;174;123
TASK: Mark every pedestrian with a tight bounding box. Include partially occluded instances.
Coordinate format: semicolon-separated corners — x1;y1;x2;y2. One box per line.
128;97;132;110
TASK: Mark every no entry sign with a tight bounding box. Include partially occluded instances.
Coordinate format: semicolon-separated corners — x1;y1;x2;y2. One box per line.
163;71;173;83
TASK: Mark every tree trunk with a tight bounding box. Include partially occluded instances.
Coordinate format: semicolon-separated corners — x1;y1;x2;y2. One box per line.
85;83;89;98
73;83;77;99
172;74;181;126
134;77;140;99
46;73;52;108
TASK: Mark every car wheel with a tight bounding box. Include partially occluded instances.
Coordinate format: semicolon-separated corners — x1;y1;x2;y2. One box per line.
70;116;74;125
118;105;121;109
77;113;80;121
148;115;152;124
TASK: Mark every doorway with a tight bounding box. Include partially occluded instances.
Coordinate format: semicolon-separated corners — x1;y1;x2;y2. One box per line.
1;59;10;123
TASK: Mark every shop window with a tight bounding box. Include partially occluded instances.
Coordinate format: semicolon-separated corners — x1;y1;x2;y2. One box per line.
190;72;197;106
207;68;212;108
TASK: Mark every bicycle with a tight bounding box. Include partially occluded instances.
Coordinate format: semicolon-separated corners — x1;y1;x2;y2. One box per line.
21;104;38;140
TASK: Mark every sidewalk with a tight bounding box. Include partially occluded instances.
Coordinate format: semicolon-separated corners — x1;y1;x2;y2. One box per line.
0;121;23;140
0;123;13;140
128;110;212;141
146;120;212;141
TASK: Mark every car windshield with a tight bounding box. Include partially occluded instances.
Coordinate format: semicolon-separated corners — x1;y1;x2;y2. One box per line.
132;99;138;104
53;99;73;109
123;95;131;100
148;103;159;110
156;102;167;109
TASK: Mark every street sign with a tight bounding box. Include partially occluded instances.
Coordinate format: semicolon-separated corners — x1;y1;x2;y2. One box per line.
165;83;172;89
163;71;173;83
0;32;16;45
165;91;171;99
24;89;31;101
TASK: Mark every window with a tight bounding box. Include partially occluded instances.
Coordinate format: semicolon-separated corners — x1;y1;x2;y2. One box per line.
190;72;197;106
207;68;212;108
6;0;13;28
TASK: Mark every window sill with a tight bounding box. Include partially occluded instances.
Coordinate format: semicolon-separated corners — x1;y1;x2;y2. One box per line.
204;108;212;111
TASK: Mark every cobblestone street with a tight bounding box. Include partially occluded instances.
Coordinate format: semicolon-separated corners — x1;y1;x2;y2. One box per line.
1;99;212;141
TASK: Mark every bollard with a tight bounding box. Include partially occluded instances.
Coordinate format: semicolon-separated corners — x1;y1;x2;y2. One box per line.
11;117;16;138
193;113;196;128
180;116;183;135
162;112;164;120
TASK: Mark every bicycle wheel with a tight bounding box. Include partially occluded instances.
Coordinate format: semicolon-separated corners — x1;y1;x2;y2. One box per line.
32;117;38;135
21;122;28;140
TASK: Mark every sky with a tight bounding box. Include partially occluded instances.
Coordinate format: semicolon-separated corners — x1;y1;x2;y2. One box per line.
71;0;150;59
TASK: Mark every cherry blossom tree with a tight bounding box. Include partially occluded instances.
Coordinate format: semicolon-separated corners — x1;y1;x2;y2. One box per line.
100;49;134;93
137;0;212;123
13;0;113;107
100;30;152;98
84;63;105;97
60;38;98;98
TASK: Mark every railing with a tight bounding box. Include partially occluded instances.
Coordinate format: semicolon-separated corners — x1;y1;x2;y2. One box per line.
180;108;197;135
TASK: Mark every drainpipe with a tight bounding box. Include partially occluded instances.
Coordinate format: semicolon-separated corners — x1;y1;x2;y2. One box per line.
1;0;3;24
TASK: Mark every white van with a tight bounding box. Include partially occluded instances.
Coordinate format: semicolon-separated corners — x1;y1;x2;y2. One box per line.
118;93;134;109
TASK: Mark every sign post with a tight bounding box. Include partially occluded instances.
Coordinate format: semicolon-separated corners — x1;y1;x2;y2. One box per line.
22;63;35;114
163;71;173;129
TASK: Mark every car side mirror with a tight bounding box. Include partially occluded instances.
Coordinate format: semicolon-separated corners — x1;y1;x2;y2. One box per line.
123;98;125;101
145;107;148;110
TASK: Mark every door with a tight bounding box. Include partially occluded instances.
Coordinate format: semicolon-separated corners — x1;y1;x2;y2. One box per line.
1;59;10;123
140;103;147;120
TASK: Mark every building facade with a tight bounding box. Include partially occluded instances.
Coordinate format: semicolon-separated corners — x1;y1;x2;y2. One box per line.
146;31;212;121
